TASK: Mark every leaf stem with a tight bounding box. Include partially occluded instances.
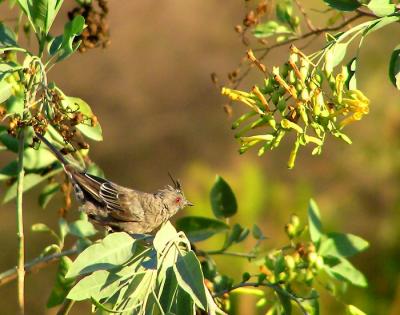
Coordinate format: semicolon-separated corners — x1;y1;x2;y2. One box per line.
16;128;25;315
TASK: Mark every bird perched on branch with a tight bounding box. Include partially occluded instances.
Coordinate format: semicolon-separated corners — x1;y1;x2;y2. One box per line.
35;132;193;234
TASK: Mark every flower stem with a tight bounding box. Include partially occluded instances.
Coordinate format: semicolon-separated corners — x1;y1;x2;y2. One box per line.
16;128;25;315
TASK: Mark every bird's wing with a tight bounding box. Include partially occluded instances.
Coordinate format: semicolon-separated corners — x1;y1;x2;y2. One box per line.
70;170;144;222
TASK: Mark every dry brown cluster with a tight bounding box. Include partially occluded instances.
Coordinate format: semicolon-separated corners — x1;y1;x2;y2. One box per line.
68;0;110;52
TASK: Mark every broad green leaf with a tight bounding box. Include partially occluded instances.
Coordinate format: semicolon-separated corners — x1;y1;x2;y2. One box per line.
253;21;292;39
23;146;57;169
308;199;323;245
319;232;369;258
0;80;12;103
67;269;121;301
62;96;103;141
276;0;293;27
3;173;47;204
367;0;395;17
363;16;399;36
122;271;155;307
176;288;195;315
324;256;367;287
329;42;349;68
210;175;237;218
38;182;60;208
346;304;366;315
159;268;178;313
47;256;75;307
5;93;25;117
0;160;18;181
66;232;136;278
68;218;97;238
0;22;17;47
176;216;229;242
17;0;64;34
173;251;207;311
153;221;178;253
323;0;361;11
389;44;400;89
86;162;105;177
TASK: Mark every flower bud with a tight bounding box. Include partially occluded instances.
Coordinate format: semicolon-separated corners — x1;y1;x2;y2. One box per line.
285;223;296;239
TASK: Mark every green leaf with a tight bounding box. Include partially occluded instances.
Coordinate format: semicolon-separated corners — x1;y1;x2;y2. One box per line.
31;222;52;233
38;182;60;208
153;221;179;253
176;288;195;315
62;96;103;141
0;160;18;181
176;216;229;242
276;289;292;315
323;0;361;11
68;218;97;238
324;256;367;287
345;57;357;90
276;0;293;26
173;251;208;311
346;304;366;315
210;175;237;218
3;173;47;204
47;256;75;307
66;232;136;278
329;42;349;68
253;21;292;39
389;44;400;89
252;224;266;240
159;268;178;313
50;15;85;61
308;199;323;245
86;162;105;177
0;80;12;103
226;223;249;246
23;146;57;169
367;0;395;17
5;93;25;117
17;0;64;34
67;269;121;301
0;22;17;47
363;16;399;36
319;232;369;258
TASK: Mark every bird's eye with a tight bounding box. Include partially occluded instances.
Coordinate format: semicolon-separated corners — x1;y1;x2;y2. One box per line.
175;197;181;204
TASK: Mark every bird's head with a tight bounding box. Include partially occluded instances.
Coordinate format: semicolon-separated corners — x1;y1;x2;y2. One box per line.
159;174;193;214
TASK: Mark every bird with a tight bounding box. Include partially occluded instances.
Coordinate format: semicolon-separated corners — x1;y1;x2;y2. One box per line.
35;132;193;234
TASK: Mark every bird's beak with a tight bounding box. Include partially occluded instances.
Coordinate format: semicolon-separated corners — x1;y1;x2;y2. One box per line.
186;201;194;207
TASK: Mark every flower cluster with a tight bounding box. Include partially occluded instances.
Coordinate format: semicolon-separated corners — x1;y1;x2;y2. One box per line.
222;45;369;168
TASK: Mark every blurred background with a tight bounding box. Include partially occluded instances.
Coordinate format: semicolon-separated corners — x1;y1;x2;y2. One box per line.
1;1;400;314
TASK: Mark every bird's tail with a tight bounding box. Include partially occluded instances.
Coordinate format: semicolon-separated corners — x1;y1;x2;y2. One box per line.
35;132;70;166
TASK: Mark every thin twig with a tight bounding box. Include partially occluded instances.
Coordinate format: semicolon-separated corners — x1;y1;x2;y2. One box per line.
0;248;79;287
232;11;371;88
204;250;256;258
294;0;317;31
16;128;25;315
56;299;75;315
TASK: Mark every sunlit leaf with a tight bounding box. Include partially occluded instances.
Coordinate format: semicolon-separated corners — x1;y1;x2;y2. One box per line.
0;22;17;47
0;160;18;181
2;173;47;204
173;251;207;311
68;218;97;238
367;0;395;17
0;80;12;103
176;216;229;242
308;199;323;245
66;232;136;278
318;232;369;258
324;256;367;287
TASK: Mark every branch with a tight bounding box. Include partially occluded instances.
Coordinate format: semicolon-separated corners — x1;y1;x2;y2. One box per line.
0;248;79;287
232;11;373;88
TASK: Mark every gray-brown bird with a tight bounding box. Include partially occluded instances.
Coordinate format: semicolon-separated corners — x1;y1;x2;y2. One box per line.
35;132;193;234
